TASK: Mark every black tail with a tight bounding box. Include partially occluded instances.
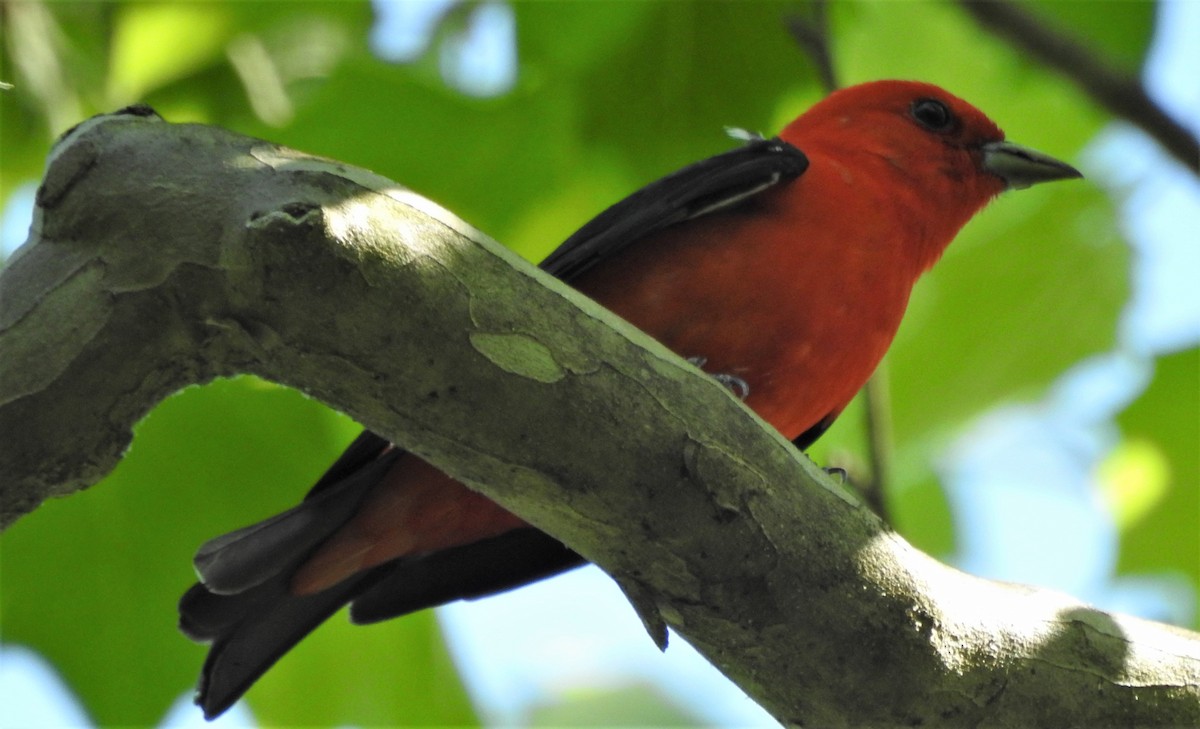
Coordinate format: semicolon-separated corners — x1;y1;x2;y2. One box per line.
181;566;392;719
179;431;584;719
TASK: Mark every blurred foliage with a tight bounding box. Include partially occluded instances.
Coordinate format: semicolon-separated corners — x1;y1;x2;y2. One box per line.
1114;347;1200;618
1;0;1191;726
0;378;477;727
1024;0;1156;73
524;683;700;726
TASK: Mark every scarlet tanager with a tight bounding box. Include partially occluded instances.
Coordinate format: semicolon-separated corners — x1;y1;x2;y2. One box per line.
179;80;1081;718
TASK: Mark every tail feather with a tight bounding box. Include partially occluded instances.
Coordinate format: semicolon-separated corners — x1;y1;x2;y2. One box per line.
180;446;403;716
350;528;584;624
179;582;255;642
180;432;586;719
183;568;389;720
193;451;401;594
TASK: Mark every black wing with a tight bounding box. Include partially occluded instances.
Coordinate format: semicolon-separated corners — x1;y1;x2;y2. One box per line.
540;135;808;280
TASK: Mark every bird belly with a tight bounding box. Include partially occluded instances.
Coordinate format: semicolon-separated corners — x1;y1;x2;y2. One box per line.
574;208;913;441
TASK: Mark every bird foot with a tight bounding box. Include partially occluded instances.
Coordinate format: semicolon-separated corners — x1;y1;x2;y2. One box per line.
713;373;750;400
686;357;750;400
824;466;848;483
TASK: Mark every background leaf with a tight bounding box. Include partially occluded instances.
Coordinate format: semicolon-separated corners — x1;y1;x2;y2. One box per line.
0;378;477;725
1115;347;1200;618
1022;0;1156;73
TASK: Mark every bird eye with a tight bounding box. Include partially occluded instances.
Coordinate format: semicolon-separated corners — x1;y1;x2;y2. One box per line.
911;98;954;132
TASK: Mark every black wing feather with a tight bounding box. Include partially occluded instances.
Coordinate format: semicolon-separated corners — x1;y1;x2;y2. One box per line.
305;429;391;497
349;529;585;625
540;136;808;280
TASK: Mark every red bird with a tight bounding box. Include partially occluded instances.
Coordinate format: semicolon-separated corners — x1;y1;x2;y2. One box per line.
180;80;1081;717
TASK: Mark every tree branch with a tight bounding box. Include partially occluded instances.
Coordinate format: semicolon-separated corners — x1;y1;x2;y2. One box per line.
959;0;1199;174
3;109;1198;727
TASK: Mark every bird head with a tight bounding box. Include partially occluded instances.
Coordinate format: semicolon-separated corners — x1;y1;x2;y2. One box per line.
783;79;1080;190
779;80;1081;267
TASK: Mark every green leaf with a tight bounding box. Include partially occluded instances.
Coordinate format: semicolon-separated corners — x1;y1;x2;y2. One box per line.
1115;347;1200;628
1022;0;1157;73
1099;438;1171;531
107;3;233;103
0;378;477;725
250;607;476;726
892;180;1128;444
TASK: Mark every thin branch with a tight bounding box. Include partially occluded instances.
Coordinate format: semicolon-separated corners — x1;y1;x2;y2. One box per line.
960;0;1199;173
785;0;838;94
858;369;893;522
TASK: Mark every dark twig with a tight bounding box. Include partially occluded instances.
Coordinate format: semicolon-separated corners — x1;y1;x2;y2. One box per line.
860;371;893;524
786;0;839;94
960;0;1199;173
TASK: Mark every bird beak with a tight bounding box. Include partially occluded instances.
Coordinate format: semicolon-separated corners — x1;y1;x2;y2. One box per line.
981;141;1083;190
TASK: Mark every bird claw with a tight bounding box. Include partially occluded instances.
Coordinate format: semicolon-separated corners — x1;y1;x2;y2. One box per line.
686;357;750;400
713;373;750;400
824;466;848;483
